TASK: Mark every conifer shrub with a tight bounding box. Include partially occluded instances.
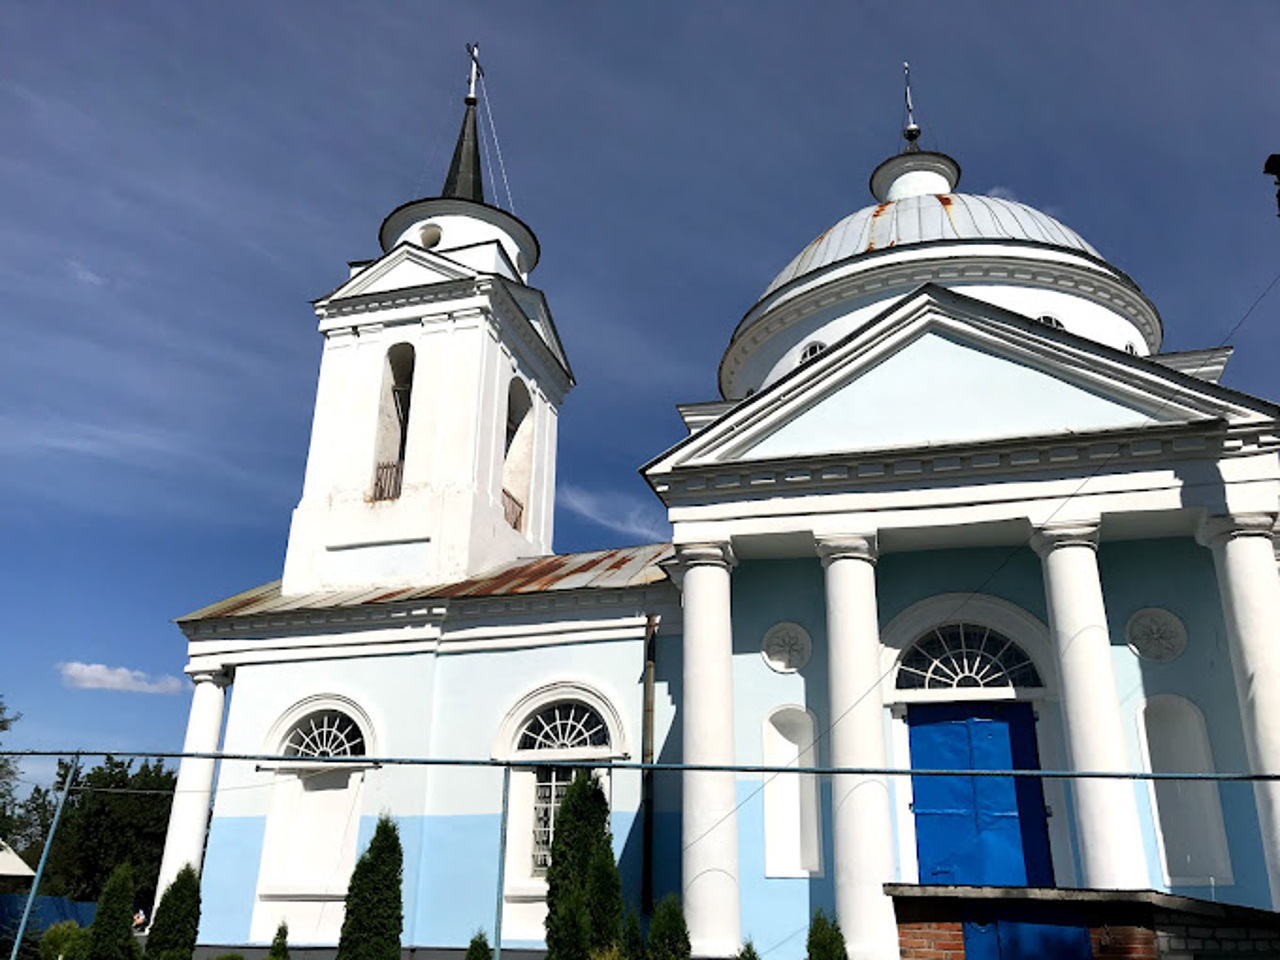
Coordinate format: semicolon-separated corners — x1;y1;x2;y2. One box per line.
336;815;403;960
644;897;689;960
735;941;760;960
545;773;621;960
145;865;200;960
40;922;90;960
267;922;289;960
805;910;845;960
87;863;140;960
463;930;492;960
620;909;643;960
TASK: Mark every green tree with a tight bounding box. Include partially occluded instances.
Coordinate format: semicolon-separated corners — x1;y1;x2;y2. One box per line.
39;921;90;960
43;757;175;911
620;909;643;960
87;863;140;960
0;697;20;842
545;773;622;960
805;909;845;960
267;923;289;960
736;942;760;960
336;815;403;960
145;864;201;960
645;897;689;960
463;930;492;960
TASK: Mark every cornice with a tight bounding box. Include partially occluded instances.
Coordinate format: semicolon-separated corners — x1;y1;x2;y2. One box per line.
721;249;1162;398
649;420;1280;506
179;584;676;641
314;275;572;399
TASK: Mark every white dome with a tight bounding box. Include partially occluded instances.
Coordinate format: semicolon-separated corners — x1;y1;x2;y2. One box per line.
763;193;1100;298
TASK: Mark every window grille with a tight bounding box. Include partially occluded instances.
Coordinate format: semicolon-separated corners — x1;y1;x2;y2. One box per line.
283;710;366;758
532;766;583;873
897;623;1042;689
519;702;610;750
518;702;611;874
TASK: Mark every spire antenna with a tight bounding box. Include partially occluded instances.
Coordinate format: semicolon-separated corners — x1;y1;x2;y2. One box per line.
903;61;921;152
465;42;484;101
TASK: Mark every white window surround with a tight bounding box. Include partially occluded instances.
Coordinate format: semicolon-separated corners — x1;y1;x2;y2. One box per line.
493;681;627;941
1137;694;1234;887
762;706;822;878
253;694;377;942
878;593;1075;888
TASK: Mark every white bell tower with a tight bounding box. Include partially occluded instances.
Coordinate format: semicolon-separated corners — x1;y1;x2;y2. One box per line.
282;50;573;594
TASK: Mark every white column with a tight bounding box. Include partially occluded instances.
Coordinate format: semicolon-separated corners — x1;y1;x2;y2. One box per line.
1030;523;1147;890
155;669;230;910
675;543;740;958
818;535;899;960
1198;513;1280;908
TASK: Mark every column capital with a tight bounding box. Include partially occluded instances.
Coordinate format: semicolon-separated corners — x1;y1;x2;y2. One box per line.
186;668;233;688
1196;512;1279;549
667;541;735;572
1030;521;1100;558
815;533;878;567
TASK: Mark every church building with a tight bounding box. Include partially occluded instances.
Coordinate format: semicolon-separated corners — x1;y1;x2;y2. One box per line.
156;60;1280;960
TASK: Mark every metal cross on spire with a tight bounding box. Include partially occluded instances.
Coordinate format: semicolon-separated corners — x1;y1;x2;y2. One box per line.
465;42;484;101
903;61;922;151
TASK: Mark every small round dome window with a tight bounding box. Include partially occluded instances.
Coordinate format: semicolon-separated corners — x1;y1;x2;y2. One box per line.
418;223;442;249
1036;315;1064;330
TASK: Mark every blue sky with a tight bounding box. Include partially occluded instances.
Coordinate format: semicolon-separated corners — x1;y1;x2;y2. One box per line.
2;4;1279;789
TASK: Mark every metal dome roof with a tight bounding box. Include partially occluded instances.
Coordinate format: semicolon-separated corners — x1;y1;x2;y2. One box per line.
763;193;1101;297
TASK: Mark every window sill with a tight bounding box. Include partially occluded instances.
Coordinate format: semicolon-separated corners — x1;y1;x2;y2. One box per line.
503;879;549;903
255;760;381;774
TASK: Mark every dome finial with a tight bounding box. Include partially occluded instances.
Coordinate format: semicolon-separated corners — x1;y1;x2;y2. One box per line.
903;61;921;152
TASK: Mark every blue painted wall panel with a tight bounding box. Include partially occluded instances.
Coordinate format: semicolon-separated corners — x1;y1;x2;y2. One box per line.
199;816;266;945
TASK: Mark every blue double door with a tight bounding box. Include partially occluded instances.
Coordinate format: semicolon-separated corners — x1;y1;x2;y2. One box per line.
908;702;1091;959
907;701;1053;887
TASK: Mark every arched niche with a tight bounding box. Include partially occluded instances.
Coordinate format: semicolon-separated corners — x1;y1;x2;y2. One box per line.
500;376;534;531
762;706;821;877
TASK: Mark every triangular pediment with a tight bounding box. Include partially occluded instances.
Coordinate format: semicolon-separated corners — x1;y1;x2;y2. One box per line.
647;285;1279;474
319;243;477;303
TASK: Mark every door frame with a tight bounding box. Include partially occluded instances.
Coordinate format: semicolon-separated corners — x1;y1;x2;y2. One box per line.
878;593;1077;888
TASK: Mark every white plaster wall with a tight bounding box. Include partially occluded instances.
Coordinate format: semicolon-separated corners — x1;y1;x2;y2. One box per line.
391;212;531;280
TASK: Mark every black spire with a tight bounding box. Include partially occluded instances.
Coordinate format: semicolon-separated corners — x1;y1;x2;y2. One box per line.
442;95;484;203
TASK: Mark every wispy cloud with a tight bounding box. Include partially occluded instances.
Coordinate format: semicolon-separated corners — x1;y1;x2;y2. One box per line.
559;484;670;543
986;185;1019;202
65;259;106;286
58;662;185;695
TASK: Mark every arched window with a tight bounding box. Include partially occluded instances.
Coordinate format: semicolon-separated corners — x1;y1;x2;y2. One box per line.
501;377;534;531
282;710;367;758
255;699;374;942
1139;695;1233;886
518;702;611;874
897;623;1043;690
372;343;415;500
800;341;827;363
762;707;821;877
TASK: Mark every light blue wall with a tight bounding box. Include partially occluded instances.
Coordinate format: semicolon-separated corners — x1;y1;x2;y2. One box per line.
199;816;266;945
1099;538;1267;907
727;541;1269;925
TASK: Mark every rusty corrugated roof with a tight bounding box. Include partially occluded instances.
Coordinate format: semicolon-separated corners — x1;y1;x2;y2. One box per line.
177;543;673;624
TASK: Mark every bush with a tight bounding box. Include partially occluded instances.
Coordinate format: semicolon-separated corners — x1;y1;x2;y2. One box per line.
267;922;289;960
211;954;244;960
620;909;643;960
88;863;140;960
40;922;90;960
805;910;845;960
736;942;760;960
336;815;403;960
464;930;492;960
545;773;620;960
145;865;200;960
645;897;689;960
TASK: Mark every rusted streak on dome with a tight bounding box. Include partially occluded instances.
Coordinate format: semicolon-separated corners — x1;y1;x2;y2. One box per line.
762;193;1100;298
